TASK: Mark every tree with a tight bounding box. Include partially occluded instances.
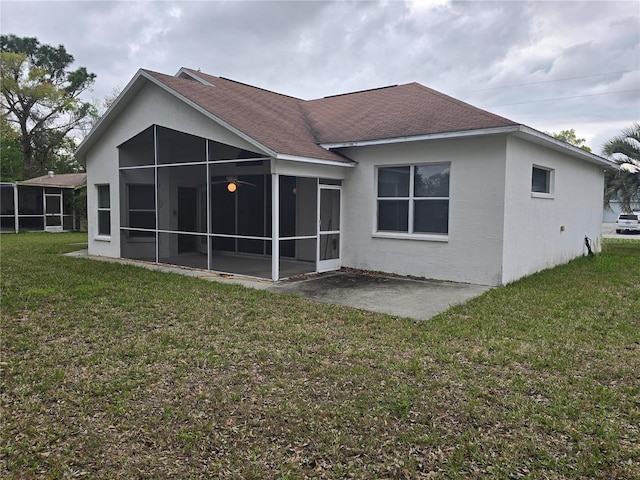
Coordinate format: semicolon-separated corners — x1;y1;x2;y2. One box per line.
0;34;97;179
547;129;592;152
0;112;22;181
603;123;640;213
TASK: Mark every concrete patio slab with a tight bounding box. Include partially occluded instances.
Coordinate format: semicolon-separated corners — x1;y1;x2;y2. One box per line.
268;272;492;321
68;249;492;321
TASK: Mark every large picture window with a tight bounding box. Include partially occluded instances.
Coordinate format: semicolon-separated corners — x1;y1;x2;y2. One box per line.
96;184;110;237
377;163;450;235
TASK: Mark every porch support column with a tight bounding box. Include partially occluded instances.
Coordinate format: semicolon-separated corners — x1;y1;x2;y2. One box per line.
271;172;279;281
13;184;18;233
153;125;159;263
206;140;212;271
41;187;46;231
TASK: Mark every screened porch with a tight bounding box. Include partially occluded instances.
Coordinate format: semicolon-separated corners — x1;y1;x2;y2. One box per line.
118;125;341;280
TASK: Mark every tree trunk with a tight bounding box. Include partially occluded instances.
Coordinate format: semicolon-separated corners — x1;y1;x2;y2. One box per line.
19;120;36;179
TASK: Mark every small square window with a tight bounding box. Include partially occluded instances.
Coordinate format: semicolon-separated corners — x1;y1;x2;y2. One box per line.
532;166;553;194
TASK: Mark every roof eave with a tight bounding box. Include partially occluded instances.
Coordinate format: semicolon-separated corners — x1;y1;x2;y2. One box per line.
320;125;522;149
142;71;278;158
513;126;617;169
75;68;149;165
275;153;356;167
17;182;86;189
321;124;617;169
75;69;278;165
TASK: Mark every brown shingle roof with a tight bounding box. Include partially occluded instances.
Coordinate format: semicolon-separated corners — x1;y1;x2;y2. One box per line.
305;83;518;144
144;68;520;163
19;173;87;189
145;70;347;163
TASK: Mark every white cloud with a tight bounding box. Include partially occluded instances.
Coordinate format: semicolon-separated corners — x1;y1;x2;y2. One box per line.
1;0;638;150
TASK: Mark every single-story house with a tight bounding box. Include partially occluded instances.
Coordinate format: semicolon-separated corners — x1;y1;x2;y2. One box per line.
0;172;86;233
74;68;615;286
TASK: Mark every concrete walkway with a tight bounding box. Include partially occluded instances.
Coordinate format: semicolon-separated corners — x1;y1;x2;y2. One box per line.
67;249;491;321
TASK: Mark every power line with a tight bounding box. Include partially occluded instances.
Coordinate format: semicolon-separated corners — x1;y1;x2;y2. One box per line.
483;88;640;108
461;69;640;93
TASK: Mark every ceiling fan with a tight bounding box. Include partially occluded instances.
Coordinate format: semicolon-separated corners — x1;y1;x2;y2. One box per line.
211;176;255;192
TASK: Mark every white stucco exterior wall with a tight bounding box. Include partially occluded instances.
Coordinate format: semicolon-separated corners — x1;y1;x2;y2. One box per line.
84;80;266;259
339;136;508;286
501;136;604;284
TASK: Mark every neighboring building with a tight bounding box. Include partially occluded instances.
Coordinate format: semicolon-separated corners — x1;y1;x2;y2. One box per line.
0;172;86;233
74;68;615;286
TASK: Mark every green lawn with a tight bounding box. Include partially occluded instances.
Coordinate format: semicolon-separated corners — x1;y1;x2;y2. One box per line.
1;233;639;479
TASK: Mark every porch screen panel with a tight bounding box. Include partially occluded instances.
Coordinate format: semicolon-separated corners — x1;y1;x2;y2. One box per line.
279;176;296;235
46;215;62;227
120;230;156;262
292;177;317;237
18;188;42;215
157;127;206;164
120;168;155;238
62;190;76;230
118;126;154;167
45;194;61;214
158;232;208;269
279;238;315;276
0;186;15;231
156;165;206;232
207;140;263;161
237;174;268;254
210;240;272;279
210;175;236;252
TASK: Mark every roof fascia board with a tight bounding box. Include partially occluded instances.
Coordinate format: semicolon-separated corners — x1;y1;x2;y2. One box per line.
320;126;522;149
276;153;356;167
75;68;149;163
16;182;84;189
514;126;617;169
76;69;277;163
141;71;277;158
322;124;616;169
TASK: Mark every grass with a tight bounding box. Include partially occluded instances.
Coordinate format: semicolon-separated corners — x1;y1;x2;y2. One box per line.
1;232;639;479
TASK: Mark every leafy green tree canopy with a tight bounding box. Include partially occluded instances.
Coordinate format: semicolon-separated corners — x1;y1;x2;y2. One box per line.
1;112;22;181
0;34;97;179
547;129;592;152
603;123;640;213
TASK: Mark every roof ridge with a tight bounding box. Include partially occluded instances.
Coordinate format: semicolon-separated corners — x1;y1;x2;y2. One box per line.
322;84;399;99
219;76;303;101
179;68;303;101
411;82;518;126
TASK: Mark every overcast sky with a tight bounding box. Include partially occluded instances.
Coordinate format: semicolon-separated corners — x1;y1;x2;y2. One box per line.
2;0;639;153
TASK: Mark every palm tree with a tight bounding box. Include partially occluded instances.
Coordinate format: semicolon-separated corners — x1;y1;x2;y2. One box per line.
603;123;640;213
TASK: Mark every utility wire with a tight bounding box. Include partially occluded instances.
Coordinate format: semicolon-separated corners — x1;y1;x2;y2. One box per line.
483;88;640;108
460;68;639;93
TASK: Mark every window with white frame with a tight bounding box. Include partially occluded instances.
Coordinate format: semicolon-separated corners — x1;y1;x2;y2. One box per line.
377;163;450;235
128;184;155;238
532;165;554;195
96;184;111;236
